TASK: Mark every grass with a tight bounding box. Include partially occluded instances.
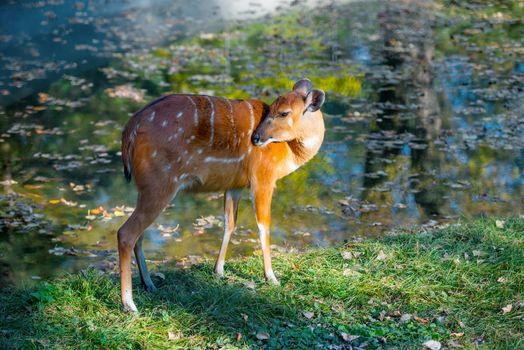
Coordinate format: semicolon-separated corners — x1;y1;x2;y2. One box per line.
1;218;523;349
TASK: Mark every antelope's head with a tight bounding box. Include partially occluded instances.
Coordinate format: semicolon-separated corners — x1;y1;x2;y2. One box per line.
252;79;325;147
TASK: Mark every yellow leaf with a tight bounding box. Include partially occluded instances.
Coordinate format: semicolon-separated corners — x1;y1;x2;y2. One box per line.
49;199;61;204
495;220;505;229
113;210;125;217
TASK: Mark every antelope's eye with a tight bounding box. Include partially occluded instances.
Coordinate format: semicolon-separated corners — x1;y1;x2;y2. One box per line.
280;111;289;117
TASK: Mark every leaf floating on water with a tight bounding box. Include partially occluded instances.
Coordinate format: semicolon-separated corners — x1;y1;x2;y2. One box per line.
90;208;103;215
113;210;125;217
0;179;17;186
49;199;60;204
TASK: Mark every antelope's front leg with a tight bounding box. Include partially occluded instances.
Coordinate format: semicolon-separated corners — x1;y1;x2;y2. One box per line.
215;189;242;277
252;181;280;286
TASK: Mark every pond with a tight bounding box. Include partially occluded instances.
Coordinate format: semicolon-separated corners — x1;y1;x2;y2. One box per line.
1;0;523;285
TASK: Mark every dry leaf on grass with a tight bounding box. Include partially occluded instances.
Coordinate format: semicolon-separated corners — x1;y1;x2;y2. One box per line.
502;304;513;314
302;311;315;319
256;331;270;340
423;340;441;350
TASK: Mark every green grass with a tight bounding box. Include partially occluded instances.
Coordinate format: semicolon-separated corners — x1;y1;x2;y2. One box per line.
1;218;523;349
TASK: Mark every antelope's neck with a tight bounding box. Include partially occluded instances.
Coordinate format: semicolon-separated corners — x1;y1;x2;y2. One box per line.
288;113;325;167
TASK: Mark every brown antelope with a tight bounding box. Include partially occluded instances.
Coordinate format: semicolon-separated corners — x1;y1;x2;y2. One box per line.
118;78;325;312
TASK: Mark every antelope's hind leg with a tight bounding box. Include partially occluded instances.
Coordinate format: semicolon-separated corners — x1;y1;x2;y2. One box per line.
214;189;242;277
118;182;178;312
134;235;157;292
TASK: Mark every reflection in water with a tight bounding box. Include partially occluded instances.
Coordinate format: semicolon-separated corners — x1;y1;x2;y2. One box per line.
0;0;523;285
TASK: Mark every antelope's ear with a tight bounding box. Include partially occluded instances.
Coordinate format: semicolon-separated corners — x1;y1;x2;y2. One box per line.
293;78;313;97
304;89;325;113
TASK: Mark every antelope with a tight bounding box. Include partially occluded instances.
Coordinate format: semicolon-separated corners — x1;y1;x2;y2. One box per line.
118;78;325;312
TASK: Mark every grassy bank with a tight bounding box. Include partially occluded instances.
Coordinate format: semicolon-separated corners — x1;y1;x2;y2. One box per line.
1;218;523;349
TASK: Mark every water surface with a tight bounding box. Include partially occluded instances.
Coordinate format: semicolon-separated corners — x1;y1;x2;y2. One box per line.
1;0;522;285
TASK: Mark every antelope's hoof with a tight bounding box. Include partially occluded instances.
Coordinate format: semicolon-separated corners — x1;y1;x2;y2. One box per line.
122;302;138;313
266;275;281;286
142;282;157;293
214;267;225;278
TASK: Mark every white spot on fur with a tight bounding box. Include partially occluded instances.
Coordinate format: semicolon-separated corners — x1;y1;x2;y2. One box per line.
151;150;158;158
176;111;183;119
163;164;172;172
197;149;203;154
161;120;168;128
148;111;156;122
167;136;173;142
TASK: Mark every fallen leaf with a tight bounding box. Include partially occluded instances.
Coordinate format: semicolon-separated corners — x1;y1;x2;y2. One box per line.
244;281;256;290
502;304;513;314
154;272;165;280
495;220;505;229
472;250;482;257
341;251;353;260
400;314;412;323
376;250;387;261
113;210;125;217
90;208;103;215
341;333;359;342
423;340;442;350
167;331;180;340
303;311;315;319
256;331;270;340
236;332;242;341
451;332;464;338
49;199;61;204
415;316;429;324
497;277;507;283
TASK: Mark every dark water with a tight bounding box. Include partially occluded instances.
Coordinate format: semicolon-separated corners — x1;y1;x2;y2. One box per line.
1;0;523;285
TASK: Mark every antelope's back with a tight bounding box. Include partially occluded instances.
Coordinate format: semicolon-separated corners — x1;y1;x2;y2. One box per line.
122;94;266;189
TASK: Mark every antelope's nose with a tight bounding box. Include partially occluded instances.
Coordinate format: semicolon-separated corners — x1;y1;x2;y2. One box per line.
252;133;262;146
